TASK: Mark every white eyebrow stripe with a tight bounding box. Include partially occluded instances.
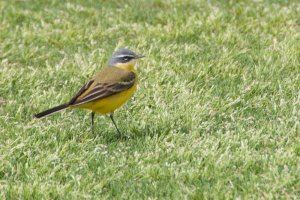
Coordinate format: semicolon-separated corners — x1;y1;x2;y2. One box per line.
115;54;135;58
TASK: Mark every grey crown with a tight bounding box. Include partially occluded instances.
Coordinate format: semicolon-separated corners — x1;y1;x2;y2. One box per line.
108;48;138;66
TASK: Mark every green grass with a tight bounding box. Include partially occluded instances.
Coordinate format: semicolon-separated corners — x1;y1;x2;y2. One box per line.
0;0;299;199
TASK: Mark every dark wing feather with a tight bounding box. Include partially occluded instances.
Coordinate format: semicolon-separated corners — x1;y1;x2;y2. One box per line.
68;79;94;105
71;72;135;106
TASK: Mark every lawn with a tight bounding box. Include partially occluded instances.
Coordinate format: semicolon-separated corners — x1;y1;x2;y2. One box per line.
0;0;299;199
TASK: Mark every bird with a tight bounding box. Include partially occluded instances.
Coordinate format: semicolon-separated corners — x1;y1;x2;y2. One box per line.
34;48;145;136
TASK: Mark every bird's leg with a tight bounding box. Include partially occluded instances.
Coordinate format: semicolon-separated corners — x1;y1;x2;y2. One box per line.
91;112;95;134
109;113;122;137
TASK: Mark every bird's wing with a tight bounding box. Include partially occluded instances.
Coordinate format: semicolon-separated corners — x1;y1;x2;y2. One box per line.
70;67;136;106
68;79;94;105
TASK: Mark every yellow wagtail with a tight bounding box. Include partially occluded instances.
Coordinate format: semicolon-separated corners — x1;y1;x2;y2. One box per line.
35;48;145;135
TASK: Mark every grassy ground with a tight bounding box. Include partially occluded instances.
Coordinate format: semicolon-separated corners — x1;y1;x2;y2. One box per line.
0;0;299;199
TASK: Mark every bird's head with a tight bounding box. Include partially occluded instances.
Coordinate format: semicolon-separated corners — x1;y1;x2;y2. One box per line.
108;48;145;70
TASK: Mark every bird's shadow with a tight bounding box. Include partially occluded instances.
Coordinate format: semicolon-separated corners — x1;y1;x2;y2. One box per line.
71;112;191;144
89;123;172;144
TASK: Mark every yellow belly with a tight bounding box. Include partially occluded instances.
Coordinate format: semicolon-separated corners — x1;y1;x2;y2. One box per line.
75;82;137;114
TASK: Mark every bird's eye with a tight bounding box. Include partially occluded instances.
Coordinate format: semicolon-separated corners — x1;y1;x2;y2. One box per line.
123;57;130;61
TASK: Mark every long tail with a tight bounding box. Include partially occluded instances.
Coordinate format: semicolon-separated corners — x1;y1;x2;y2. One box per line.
34;104;69;118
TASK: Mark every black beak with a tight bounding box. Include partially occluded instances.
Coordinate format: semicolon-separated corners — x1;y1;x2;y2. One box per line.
135;54;145;59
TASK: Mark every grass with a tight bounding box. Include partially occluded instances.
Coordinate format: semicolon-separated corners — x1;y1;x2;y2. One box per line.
0;0;299;199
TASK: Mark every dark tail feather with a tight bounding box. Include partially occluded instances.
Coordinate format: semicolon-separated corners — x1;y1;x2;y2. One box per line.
34;104;69;118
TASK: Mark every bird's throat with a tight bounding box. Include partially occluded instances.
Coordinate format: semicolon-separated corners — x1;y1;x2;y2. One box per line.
115;63;135;71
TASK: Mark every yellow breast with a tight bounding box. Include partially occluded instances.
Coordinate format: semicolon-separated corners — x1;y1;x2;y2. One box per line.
89;80;137;114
